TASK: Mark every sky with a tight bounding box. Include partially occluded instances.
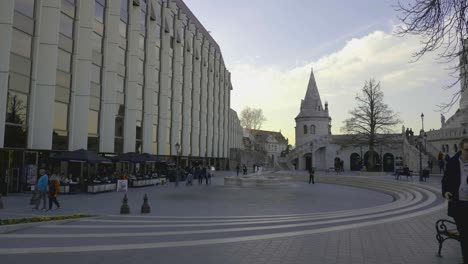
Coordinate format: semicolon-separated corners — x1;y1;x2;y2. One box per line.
183;0;459;145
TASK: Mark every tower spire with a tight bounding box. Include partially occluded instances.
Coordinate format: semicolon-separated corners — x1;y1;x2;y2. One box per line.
300;69;324;113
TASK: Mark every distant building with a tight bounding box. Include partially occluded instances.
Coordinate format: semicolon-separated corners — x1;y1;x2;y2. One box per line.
245;129;288;166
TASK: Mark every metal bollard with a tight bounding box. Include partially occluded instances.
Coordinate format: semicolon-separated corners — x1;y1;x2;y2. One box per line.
141;194;150;214
120;194;130;214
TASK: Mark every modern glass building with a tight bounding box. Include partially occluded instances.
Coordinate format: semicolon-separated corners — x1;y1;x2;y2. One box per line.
0;0;242;193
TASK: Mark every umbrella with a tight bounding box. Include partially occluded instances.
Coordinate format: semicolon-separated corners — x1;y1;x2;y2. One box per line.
115;152;146;163
141;153;163;163
52;149;111;163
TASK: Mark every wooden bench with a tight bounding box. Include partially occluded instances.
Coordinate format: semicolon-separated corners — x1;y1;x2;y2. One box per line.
394;168;413;180
435;219;460;257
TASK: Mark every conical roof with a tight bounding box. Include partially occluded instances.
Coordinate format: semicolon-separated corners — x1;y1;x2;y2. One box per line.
297;69;327;118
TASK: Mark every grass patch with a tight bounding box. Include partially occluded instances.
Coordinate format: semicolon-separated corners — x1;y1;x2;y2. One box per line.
0;214;93;225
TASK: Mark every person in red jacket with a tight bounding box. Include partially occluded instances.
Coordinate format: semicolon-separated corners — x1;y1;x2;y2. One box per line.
47;176;61;211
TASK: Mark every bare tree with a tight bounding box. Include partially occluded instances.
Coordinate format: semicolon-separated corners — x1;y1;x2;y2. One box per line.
341;79;401;171
240;107;267;130
395;0;468;110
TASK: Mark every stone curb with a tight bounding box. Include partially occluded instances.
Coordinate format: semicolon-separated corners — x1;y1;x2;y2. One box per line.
0;216;98;234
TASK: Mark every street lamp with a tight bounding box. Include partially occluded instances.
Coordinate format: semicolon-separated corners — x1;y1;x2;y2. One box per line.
423;132;427;153
418;132;423;181
421;113;425;132
175;142;180;187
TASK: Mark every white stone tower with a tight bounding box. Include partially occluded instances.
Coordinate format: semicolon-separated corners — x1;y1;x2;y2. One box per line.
295;69;331;147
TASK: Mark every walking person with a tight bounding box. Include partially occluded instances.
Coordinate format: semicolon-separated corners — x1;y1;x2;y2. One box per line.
243;164;247;175
47;175;60;211
309;167;315;184
442;138;468;264
236;165;240;176
34;169;49;210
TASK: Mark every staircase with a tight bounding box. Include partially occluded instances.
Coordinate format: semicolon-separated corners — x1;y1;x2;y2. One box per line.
402;134;429;174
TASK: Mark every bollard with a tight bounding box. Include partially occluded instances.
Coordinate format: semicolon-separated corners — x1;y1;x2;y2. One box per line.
141;194;151;214
120;194;130;214
0;194;3;209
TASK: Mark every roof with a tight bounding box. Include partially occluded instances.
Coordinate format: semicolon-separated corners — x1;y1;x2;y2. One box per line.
249;129;288;144
296;69;329;119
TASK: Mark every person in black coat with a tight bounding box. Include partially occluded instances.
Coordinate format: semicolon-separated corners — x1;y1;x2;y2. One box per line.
442;138;468;264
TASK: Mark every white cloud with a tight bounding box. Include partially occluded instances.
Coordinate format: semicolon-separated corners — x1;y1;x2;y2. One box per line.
229;28;458;145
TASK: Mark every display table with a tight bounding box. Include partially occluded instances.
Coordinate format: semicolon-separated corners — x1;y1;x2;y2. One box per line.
87;183;116;193
59;185;70;194
130;178;159;187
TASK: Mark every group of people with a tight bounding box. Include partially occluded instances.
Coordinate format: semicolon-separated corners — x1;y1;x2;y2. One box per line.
33;169;61;211
437;151;452;174
334;157;344;173
185;165;214;185
235;164;254;176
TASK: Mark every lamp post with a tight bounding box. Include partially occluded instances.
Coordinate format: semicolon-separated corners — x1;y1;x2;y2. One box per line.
421;113;425;132
418;133;423;181
175;142;180;187
423;132;427;153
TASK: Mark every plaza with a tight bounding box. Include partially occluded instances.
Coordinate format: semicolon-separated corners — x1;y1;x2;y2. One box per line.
0;171;463;264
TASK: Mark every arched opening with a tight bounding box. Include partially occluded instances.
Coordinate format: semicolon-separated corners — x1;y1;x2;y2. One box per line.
383;153;395;172
364;151;380;171
350;153;361;171
305;154;312;171
310;125;315;134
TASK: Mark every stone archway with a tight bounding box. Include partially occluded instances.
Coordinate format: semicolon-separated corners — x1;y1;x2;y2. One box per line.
383;153;395;172
350;153;361;171
364;151;380;171
305;155;312;171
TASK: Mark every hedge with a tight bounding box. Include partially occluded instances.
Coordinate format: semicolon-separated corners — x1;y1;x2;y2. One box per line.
0;214;93;225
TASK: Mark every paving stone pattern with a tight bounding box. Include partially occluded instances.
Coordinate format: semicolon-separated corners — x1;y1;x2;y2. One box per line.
0;171;463;264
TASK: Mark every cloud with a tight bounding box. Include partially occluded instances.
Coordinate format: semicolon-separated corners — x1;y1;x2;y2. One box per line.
230;28;458;145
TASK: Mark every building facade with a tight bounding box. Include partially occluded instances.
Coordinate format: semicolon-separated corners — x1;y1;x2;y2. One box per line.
0;0;239;192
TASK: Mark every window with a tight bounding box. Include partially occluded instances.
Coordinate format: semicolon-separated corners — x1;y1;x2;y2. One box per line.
53;102;68;130
88;110;99;135
14;0;35;18
303;125;308;134
310;125;316;134
57;49;71;73
5;91;28;125
11;29;32;58
95;1;105;23
60;13;74;38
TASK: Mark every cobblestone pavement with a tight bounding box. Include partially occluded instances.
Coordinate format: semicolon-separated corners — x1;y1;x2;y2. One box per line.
0;171;463;264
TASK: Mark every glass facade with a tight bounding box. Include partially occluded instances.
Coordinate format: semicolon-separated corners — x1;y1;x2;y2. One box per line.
53;0;76;150
4;0;35;148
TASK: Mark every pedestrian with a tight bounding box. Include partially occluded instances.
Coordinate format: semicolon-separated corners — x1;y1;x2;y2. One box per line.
439;159;445;174
309;167;315;184
47;175;60;211
442;138;468;264
428;160;433;173
236;164;240;176
243;164;247;175
340;160;344;172
186;172;193;186
34;169;49;210
199;167;206;185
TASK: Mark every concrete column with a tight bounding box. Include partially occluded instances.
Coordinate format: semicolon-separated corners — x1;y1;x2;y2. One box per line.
28;0;61;150
98;0;120;152
190;30;202;157
170;9;184;155
218;63;225;158
206;45;215;157
0;0;14;148
157;4;173;155
68;0;93;150
181;21;194;156
199;38;209;158
142;0;157;154
123;1;140;153
212;51;220;158
151;0;162;155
